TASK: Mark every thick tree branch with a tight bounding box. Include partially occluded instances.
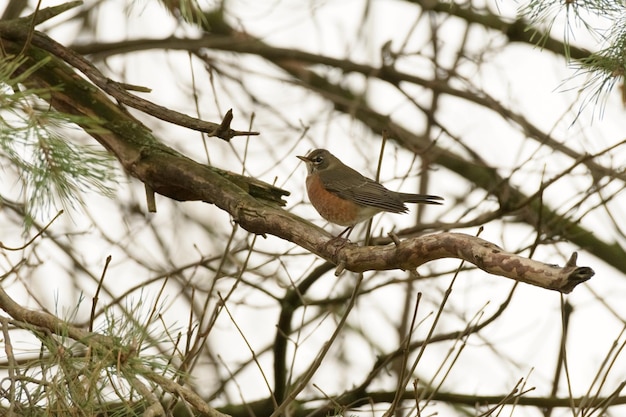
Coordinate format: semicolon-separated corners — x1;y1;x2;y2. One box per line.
68;28;626;274
0;42;287;207
0;19;593;294
217;192;593;292
335;233;592;292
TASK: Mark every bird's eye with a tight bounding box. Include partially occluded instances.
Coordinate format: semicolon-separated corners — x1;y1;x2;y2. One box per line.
312;155;324;164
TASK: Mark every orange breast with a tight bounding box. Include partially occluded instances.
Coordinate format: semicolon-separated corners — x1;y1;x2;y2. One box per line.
306;174;379;226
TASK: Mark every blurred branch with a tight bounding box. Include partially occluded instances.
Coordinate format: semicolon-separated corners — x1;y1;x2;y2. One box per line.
69;28;626;274
544;300;573;417
0;3;618;417
0;284;231;417
273;262;334;402
1;0;80;25
0;9;593;294
0;21;288;207
1;0;29;20
0;6;258;140
412;0;591;59
71;34;622;183
217;385;626;417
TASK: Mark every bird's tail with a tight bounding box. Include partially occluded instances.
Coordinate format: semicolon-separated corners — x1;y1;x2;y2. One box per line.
399;193;444;205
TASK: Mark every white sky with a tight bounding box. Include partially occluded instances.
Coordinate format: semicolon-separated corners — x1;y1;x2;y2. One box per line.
1;1;625;416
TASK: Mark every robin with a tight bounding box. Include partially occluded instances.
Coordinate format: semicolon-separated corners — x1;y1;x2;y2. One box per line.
297;148;443;239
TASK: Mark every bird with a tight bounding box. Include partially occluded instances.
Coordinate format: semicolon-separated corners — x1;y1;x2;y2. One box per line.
297;148;443;239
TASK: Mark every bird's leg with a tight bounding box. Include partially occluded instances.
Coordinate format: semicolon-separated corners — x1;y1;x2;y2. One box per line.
324;226;354;255
337;226;354;239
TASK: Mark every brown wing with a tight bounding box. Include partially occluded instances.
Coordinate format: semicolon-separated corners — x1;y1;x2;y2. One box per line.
318;164;444;212
397;192;444;205
318;165;408;213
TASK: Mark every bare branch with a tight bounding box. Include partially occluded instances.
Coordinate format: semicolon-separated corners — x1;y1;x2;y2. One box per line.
0;11;258;140
333;233;593;293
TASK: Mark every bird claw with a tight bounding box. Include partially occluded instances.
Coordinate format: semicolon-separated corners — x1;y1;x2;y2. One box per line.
326;235;351;250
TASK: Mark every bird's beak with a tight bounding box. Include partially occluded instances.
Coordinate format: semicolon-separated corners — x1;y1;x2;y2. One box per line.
297;155;310;163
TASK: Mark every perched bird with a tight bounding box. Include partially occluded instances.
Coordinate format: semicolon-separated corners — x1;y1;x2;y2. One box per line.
297;148;443;238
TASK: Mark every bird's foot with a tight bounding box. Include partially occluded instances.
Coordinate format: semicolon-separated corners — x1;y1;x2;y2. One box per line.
325;235;351;251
